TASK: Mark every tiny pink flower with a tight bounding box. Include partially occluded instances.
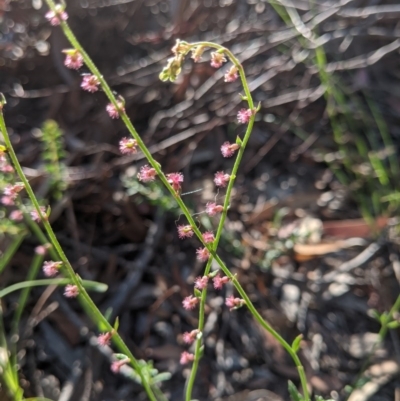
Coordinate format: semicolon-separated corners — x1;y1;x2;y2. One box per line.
64;284;79;298
30;206;47;222
221;142;240;158
210;52;227;69
81;75;100;92
98;332;113;347
180;351;195;365
196;247;210;262
42;260;62;277
214;171;230;188
137;165;157;182
35;244;50;255
119;138;138;155
0;164;14;173
177;225;194;239
111;358;130;373
237;108;253;124
205;202;224;216
224;66;239;82
64;51;83;70
194;276;208;290
225;295;245;311
3;183;24;199
182;295;199;310
1;196;14;206
45;9;68;26
167;172;184;192
106;102;125;119
10;210;23;221
182;330;199;344
202;231;215;244
191;46;205;63
213;274;230;290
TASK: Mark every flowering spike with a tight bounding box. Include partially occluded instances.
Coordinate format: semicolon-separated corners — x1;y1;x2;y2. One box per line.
214;171;230;188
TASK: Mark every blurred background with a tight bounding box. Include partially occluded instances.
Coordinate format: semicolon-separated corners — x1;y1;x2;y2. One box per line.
1;0;400;400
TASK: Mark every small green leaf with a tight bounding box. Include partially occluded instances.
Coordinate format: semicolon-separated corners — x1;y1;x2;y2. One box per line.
152;372;172;383
236;136;243;146
291;334;303;353
194;288;202;298
387;320;400;329
208;269;219;278
113;316;120;332
288;381;302;401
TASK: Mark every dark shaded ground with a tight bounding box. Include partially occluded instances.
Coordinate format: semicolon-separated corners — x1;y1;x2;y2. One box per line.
1;0;400;400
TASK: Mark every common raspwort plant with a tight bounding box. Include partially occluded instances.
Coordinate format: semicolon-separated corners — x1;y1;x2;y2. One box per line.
1;1;364;400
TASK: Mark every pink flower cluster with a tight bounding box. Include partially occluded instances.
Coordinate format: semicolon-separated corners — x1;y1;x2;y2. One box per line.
167;172;184;192
42;260;62;277
64;284;79;298
106;101;125;119
81;75;100;92
63;50;83;70
1;183;24;206
30;206;47;223
45;7;68;26
119;138;138;155
225;295;245;311
0;152;14;173
137;165;157;182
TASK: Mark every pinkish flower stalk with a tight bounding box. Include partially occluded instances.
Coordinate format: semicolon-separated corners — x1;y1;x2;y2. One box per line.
205;202;224;216
81;75;100;92
64;284;79;298
212;274;230;290
166;172;184;192
202;231;215;244
30;206;47;222
214;171;230;188
196;247;210;262
137;165;157;182
237;108;253;124
177;224;194;239
98;331;114;347
106;101;125;119
63;50;84;69
225;295;245;311
210;52;227;68
194;276;208;290
111;358;130;373
224;65;239;82
119;138;138;155
182;329;199;345
42;260;62;277
221;142;240;158
180;351;195;365
182;295;199;310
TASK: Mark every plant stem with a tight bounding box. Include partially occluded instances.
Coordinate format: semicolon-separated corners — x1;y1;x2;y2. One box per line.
0;109;159;401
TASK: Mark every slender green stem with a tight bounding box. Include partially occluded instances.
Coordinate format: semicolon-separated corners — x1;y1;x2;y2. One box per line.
38;5;310;399
0;109;159;401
